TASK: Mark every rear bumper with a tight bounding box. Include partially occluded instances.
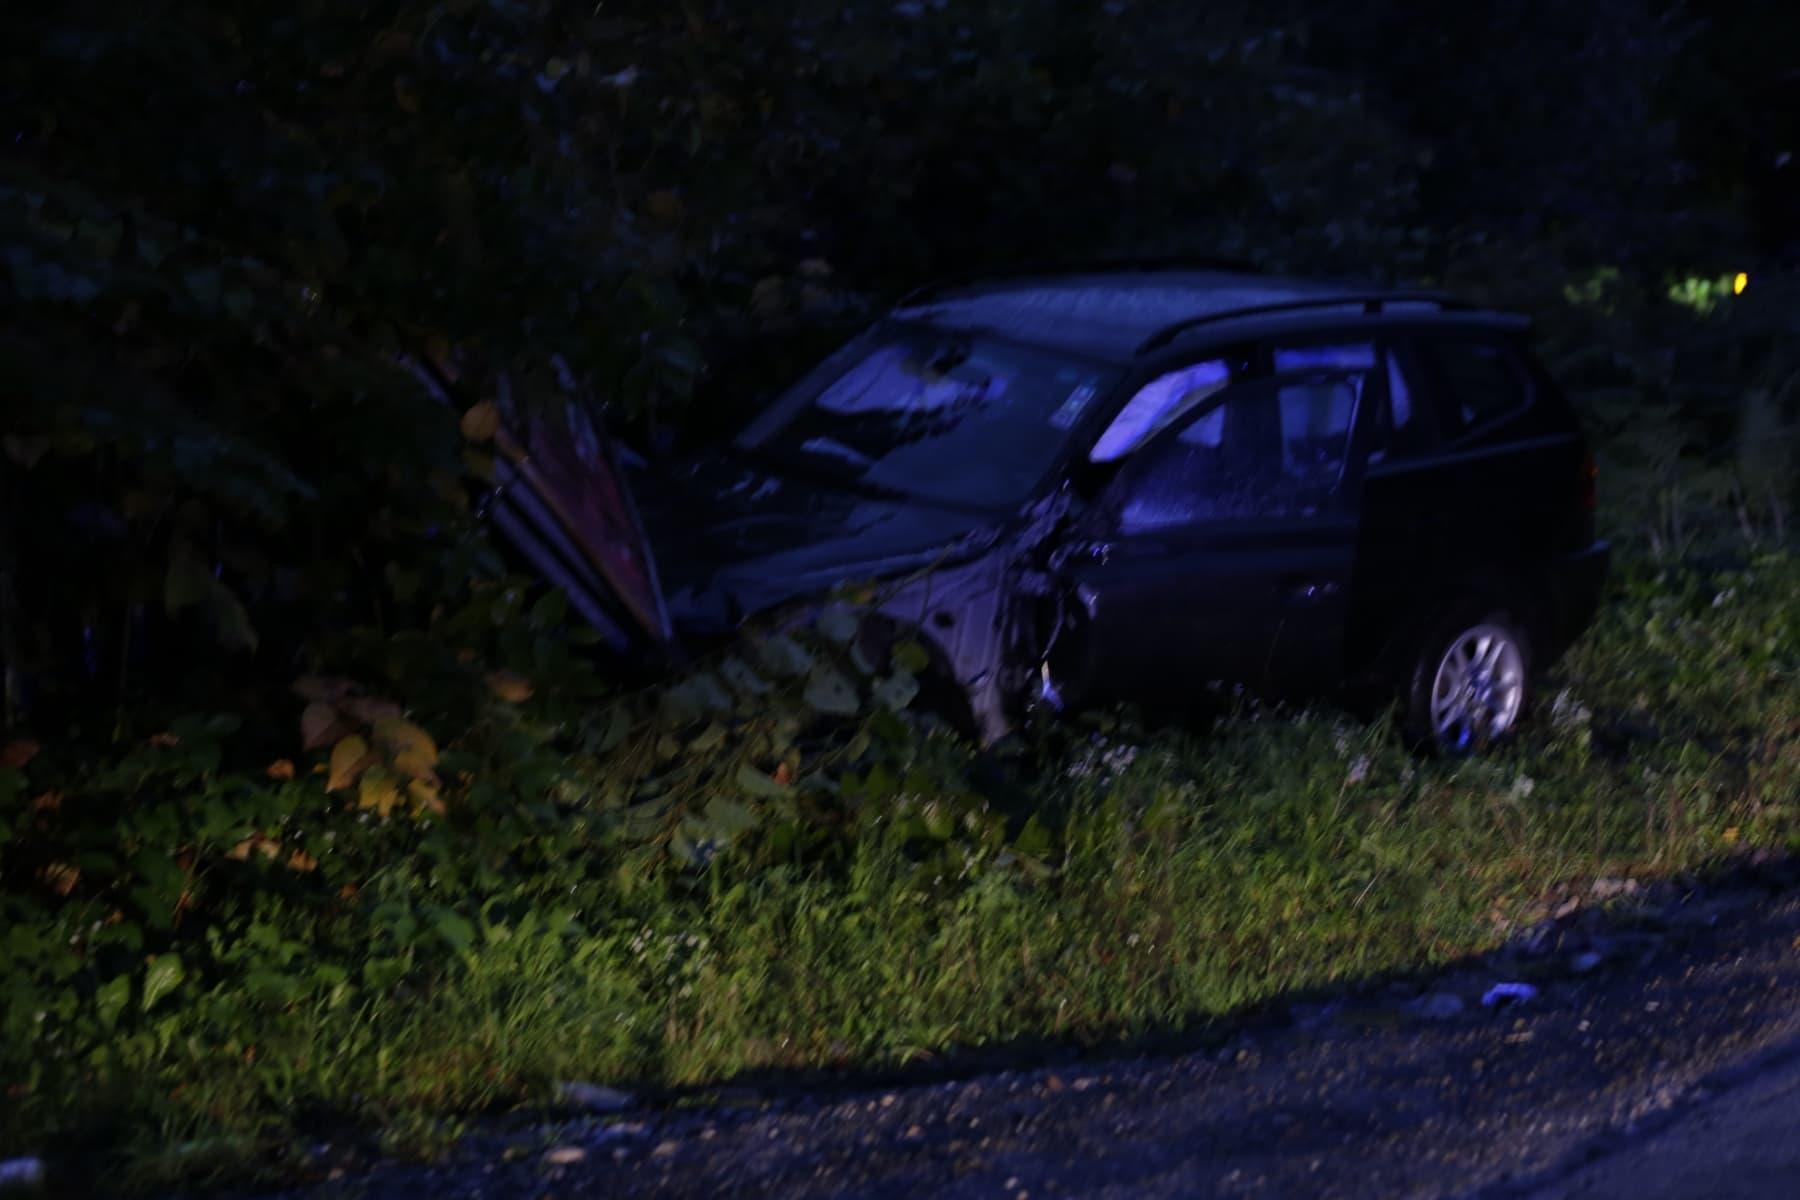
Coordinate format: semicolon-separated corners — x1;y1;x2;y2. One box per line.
1546;540;1610;656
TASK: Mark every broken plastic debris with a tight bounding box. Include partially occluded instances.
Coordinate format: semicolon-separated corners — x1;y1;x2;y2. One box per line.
1481;982;1538;1008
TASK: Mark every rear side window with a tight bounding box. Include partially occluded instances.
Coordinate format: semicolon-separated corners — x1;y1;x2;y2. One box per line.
1272;340;1435;464
1417;340;1530;438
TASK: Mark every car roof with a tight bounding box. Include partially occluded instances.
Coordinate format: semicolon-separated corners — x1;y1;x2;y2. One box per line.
890;267;1524;362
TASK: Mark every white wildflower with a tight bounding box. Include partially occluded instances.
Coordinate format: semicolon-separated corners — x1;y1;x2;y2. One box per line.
1549;689;1592;732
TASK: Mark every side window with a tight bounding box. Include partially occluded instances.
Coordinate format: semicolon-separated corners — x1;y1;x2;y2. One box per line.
1115;374;1365;533
1271;340;1435;465
1417;339;1530;438
1089;359;1232;462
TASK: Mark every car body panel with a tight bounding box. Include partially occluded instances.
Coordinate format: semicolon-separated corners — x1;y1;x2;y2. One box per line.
635;453;1005;635
1061;516;1358;706
461;267;1610;743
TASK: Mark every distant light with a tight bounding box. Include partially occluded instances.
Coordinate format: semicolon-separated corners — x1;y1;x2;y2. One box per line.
1733;272;1749;295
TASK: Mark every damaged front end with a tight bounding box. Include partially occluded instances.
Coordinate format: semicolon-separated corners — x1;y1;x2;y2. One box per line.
642;464;1082;745
414;324;1110;743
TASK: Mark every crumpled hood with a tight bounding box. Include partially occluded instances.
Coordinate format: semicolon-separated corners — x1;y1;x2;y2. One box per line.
633;453;1003;634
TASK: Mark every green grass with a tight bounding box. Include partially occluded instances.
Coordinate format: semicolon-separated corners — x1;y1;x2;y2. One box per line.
3;551;1798;1192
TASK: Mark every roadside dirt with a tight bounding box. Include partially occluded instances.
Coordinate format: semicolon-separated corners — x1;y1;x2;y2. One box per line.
257;866;1800;1200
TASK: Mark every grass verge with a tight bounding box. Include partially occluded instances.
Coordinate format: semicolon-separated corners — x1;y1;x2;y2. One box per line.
3;552;1798;1192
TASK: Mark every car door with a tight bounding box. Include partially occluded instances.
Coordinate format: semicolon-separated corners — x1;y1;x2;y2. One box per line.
1060;360;1377;707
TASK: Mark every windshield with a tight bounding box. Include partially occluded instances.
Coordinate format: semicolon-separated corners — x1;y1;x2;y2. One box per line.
735;325;1119;509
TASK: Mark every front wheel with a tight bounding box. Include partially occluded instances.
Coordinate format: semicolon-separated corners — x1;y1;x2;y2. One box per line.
1403;605;1532;753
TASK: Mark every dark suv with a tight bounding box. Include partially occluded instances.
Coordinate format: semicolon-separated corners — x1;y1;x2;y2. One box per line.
487;265;1610;751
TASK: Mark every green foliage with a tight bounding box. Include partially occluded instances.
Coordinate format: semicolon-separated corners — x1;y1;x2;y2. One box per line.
4;551;1800;1192
1536;267;1800;558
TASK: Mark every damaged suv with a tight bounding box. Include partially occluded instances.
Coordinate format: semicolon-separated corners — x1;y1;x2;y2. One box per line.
485;265;1610;751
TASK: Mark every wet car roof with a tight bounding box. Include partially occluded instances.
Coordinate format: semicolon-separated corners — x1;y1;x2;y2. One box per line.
890;270;1435;360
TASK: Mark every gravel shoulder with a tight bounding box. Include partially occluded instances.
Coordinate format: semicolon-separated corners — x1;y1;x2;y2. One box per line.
263;873;1800;1200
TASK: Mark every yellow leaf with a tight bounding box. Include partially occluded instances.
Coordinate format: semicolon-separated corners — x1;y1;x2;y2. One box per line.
359;769;402;818
41;862;79;896
229;834;280;861
407;776;446;817
287;848;318;873
460;401;501;443
327;736;375;791
485;670;534;703
373;717;439;780
266;759;296;781
1723;826;1741;844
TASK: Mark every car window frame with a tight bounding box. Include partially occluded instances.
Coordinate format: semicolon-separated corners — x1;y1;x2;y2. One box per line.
1089;361;1380;537
1252;333;1442;469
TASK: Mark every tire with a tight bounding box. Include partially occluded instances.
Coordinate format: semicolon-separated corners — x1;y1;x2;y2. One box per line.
1402;600;1534;754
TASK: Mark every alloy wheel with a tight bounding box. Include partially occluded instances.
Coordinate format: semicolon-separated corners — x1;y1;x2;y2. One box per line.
1428;622;1525;750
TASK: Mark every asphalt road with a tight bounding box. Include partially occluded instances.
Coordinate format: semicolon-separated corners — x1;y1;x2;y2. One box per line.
265;871;1800;1200
1531;1038;1800;1200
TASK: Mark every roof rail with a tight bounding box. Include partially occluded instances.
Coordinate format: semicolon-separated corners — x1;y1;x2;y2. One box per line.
897;255;1262;308
1135;291;1471;354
